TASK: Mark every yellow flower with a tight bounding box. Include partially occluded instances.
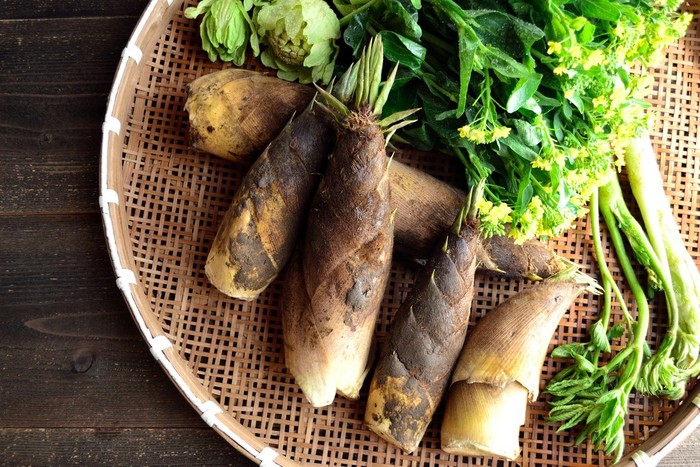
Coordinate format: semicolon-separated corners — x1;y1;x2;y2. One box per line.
458;124;472;139
492;126;511;140
532;157;552;171
553;65;568;76
635;18;646;34
592;95;607;108
547;41;563;55
564;89;575;100
569;45;582;59
609;86;627;109
470;128;487;144
489;202;513;223
614;21;626;39
476;198;494;214
583;49;606;70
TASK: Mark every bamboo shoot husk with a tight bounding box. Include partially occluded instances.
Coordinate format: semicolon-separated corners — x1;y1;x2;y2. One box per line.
441;279;593;459
364;208;479;453
204;105;334;300
281;121;393;407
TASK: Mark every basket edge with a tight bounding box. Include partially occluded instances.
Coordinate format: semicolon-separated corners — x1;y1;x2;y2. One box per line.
98;0;295;466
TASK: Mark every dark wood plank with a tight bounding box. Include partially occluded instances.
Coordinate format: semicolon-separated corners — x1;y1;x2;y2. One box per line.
0;213;255;465
0;428;252;466
0;215;205;428
0;100;105;215
0;1;148;20
0;17;142;94
0;15;149;215
0;215;121;306
0;307;205;429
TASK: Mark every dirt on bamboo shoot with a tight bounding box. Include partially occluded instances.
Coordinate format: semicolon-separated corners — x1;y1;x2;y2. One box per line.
365;198;480;453
205;104;334;300
187;69;570;295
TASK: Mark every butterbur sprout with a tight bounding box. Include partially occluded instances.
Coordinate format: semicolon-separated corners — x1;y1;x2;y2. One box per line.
256;0;340;84
185;0;260;65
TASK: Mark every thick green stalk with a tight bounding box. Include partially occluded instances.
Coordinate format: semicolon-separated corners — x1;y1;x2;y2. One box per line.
597;182;651;462
624;135;700;393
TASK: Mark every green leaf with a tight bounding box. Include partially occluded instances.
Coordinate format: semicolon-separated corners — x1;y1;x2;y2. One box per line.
379;31;426;72
577;21;596;43
514;119;541;146
343;11;370;55
500;133;539;161
507;74;542;113
590;320;612;353
383;0;423;42
456;29;477;117
482;46;532;80
514;166;533;216
573;353;597;373
607;322;626;341
553;110;565;141
467;10;543;58
580;0;621;22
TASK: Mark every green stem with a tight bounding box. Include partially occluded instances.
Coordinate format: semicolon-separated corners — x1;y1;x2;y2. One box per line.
338;0;382;27
625;135;700;371
589;190;631;363
598;184;649;463
598;182;650;359
421;31;454;55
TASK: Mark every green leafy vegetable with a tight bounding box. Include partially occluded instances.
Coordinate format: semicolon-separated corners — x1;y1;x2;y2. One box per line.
185;0;260;65
256;0;341;84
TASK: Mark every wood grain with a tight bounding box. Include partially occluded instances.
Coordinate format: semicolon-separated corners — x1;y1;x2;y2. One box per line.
0;3;253;464
0;0;697;465
0;428;240;465
0;1;148;20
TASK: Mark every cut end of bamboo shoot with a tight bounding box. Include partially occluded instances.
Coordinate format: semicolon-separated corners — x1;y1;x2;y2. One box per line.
441;380;528;461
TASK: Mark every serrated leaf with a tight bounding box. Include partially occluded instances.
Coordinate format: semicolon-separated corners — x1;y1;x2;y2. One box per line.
551;342;586;359
573;353;597;373
559;409;590;431
590;320;612;353
607;322;626;341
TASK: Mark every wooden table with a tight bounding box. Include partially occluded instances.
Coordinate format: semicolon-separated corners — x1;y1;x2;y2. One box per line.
0;2;697;465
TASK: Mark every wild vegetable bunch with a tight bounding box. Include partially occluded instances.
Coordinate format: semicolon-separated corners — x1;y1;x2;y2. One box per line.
332;0;690;244
186;0;341;83
185;0;260;65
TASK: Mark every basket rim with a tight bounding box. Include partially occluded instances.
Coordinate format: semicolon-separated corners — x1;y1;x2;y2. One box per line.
97;0;700;466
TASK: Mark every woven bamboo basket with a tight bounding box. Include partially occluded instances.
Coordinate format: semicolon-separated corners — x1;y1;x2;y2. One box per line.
100;0;700;465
